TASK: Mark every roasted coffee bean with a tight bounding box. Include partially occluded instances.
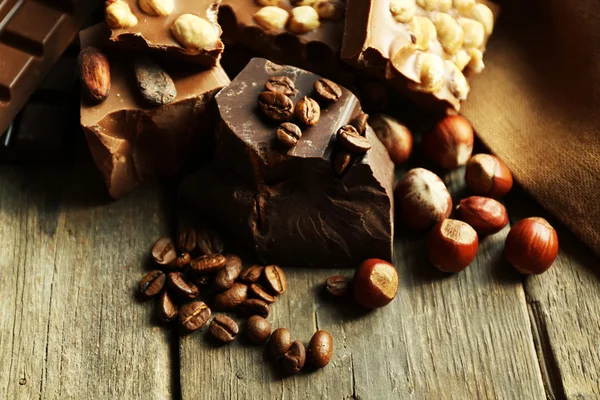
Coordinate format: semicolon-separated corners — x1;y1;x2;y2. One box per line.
282;340;306;374
177;228;196;252
246;315;272;344
169;252;191;270
325;275;350;297
139;270;166;297
336;125;372;154
314;78;342;103
333;150;353;176
350;112;369;136
134;57;177;106
264;265;287;295
239;265;264;284
265;75;296;96
196;228;224;255
276;122;302;148
213;283;248;310
258;91;294;121
249;283;276;304
238;299;270;318
152;237;177;265
179;301;211;331
307;330;333;368
158;291;178;323
194;275;211;286
269;328;293;357
295;96;320;127
213;254;243;292
190;254;227;275
209;315;239;343
167;272;200;300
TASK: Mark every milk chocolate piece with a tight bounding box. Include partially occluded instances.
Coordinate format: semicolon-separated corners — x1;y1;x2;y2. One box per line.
179;58;394;267
219;1;345;75
342;0;499;112
107;0;224;67
80;24;230;199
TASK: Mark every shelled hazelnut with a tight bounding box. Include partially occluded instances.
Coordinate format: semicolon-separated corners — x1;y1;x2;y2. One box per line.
505;217;559;274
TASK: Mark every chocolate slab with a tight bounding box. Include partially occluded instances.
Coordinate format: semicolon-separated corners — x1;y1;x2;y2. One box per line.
108;0;223;67
342;0;499;112
179;58;395;267
219;0;345;76
80;24;230;199
0;0;98;137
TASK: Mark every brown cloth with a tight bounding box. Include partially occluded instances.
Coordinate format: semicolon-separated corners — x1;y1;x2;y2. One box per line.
461;0;600;256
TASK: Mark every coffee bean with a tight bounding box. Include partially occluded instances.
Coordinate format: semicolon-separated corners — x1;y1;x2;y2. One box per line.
209;315;239;343
238;299;270;318
265;75;296;96
169;252;191;270
249;283;276;304
152;237;177;265
246;315;271;344
179;301;211;332
134;57;177;106
196;228;224;255
269;328;293;357
258;91;294;121
333;150;353;176
325;275;350;297
307;330;333;368
314;78;342;103
213;282;248;310
177;228;196;252
213;254;243;292
276;122;302;148
194;275;211;286
167;272;200;300
282;340;306;374
336;125;372;154
239;265;264;284
264;265;287;295
158;291;178;323
350;112;369;136
190;254;227;275
139;270;166;297
295;96;320;127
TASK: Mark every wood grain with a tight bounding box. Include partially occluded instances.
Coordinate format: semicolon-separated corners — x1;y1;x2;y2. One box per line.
179;169;547;399
0;157;174;399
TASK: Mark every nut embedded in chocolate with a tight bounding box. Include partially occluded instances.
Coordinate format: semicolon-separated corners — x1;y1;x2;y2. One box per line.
276;122;302;148
134;57;177;107
336;125;371;154
265;75;297;96
79;46;111;103
313;78;342;102
258;91;294;121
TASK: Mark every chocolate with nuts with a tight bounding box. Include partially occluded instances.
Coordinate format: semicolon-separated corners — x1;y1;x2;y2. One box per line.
134;57;177;107
79;47;111;104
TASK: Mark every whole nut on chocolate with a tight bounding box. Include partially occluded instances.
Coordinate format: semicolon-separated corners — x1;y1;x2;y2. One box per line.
352;259;399;309
390;0;416;23
289;6;321;34
139;270;166;297
79;47;111;104
313;0;345;21
336;125;371;154
295;97;320;127
313;78;342;102
134;57;177;107
139;0;174;16
276;122;303;148
258;91;295;121
265;76;297;96
106;0;138;29
253;6;290;31
171;14;219;50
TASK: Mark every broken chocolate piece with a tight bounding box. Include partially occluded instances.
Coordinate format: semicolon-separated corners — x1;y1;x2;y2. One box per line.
179;58;394;267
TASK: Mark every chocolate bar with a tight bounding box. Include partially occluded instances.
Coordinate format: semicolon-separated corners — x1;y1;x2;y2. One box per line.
342;0;499;112
80;24;230;199
218;0;346;75
106;0;224;67
179;58;395;267
0;0;98;137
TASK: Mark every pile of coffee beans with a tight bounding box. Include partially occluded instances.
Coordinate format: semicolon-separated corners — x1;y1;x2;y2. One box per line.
138;227;343;375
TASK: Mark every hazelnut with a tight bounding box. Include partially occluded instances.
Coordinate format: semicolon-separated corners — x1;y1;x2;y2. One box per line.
413;53;445;93
105;0;138;29
453;0;475;13
171;14;219;50
471;3;494;35
459;19;485;49
254;6;289;30
289;6;321;34
389;0;416;23
416;0;438;11
422;115;474;169
445;60;470;100
409;17;437;51
453;50;471;71
138;0;174;16
256;0;279;5
370;114;413;165
313;0;345;21
395;168;452;231
465;154;513;198
427;219;479;272
467;48;485;73
505;217;559;274
352;259;398;309
434;13;464;54
457;196;509;235
292;0;317;5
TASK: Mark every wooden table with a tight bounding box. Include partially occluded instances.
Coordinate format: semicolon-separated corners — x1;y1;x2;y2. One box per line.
1;151;599;400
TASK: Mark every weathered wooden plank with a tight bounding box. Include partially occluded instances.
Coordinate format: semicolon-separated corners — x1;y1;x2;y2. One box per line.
507;188;600;400
0;156;174;399
179;168;547;399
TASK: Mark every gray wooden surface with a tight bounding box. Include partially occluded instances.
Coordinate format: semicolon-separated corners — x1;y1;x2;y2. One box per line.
1;156;599;399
